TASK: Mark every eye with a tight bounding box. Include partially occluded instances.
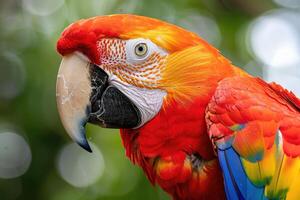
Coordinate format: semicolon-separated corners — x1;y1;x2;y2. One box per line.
134;43;148;57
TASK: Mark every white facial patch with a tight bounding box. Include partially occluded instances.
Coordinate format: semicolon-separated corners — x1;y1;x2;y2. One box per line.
108;73;166;128
97;38;169;127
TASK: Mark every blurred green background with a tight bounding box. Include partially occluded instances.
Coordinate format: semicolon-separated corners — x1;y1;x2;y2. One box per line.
0;0;300;200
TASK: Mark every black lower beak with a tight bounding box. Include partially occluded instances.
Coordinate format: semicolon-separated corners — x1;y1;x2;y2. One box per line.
88;64;141;128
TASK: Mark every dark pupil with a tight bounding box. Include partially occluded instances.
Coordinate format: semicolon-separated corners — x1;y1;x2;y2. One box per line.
138;46;144;52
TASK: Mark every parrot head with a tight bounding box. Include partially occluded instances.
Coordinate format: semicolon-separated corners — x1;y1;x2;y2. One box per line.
56;14;232;152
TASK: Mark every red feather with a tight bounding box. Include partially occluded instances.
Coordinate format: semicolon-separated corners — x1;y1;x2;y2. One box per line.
121;95;226;199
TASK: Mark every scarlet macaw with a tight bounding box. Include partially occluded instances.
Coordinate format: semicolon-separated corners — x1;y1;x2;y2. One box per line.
56;14;300;200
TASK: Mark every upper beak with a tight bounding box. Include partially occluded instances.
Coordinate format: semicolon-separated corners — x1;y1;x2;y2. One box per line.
56;54;93;152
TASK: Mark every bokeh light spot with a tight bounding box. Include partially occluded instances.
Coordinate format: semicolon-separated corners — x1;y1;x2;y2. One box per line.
177;12;221;47
0;132;32;179
248;10;300;68
274;0;300;8
264;67;300;96
22;0;65;16
0;52;26;100
57;142;105;188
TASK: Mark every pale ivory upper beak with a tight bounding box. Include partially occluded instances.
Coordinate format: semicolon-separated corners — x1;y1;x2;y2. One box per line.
56;53;92;152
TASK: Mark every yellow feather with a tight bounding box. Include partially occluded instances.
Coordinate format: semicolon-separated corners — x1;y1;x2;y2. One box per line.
287;170;300;200
265;153;300;199
241;145;276;187
159;45;234;104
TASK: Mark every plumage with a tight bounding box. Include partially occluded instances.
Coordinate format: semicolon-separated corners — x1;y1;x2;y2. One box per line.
206;77;300;199
56;14;300;200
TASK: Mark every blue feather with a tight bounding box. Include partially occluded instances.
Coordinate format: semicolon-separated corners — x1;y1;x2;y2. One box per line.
218;147;267;200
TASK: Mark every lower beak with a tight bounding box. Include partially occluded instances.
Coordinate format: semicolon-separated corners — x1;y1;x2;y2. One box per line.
56;53;141;153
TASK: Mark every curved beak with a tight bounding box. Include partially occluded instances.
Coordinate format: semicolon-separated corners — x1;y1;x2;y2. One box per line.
56;54;93;152
56;53;141;153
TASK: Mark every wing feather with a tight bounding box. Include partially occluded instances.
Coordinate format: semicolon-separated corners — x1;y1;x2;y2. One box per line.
206;76;300;199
